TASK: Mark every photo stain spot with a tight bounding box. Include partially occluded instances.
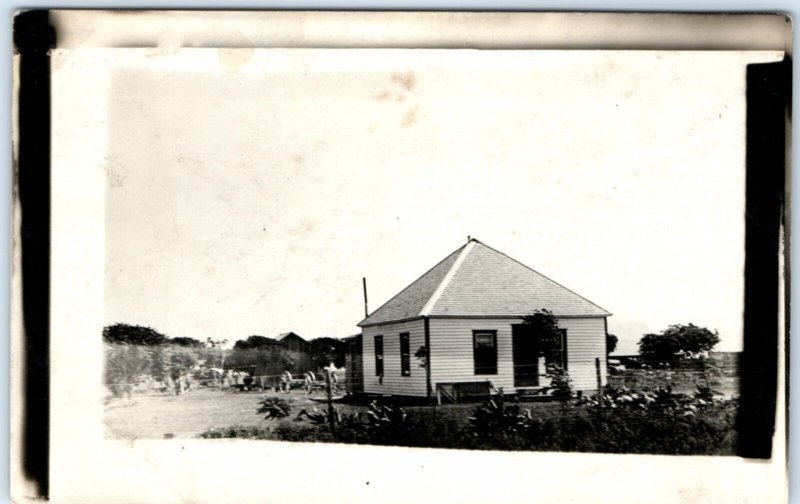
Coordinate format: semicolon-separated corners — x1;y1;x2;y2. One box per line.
391;71;416;91
219;47;254;72
402;106;419;128
218;32;255;72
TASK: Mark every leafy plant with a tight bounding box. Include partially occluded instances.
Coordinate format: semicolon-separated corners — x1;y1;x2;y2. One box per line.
257;396;293;419
606;333;619;354
365;401;408;429
521;309;562;359
308;337;347;369
468;392;531;437
414;346;428;368
296;407;328;424
545;366;573;399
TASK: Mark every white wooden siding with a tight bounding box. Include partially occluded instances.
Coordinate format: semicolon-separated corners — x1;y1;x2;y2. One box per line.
362;319;427;396
558;317;608;391
429;317;607;393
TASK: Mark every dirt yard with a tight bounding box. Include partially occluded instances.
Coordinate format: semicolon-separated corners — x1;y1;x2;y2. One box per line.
104;387;361;439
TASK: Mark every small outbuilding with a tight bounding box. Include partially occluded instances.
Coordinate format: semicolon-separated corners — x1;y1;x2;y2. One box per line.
276;332;314;372
357;238;611;398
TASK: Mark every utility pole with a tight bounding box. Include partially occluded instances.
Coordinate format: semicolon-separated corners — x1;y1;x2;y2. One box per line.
362;277;369;318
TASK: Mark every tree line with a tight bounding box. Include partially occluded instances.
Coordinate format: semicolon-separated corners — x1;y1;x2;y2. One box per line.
606;323;721;364
103;323;348;392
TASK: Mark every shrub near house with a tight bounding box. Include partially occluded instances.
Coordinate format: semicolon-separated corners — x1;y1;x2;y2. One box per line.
199;378;737;455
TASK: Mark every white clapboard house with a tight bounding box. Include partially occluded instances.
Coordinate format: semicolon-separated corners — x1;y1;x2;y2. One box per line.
356;238;610;399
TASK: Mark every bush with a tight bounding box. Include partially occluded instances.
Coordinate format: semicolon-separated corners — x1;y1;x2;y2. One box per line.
272;421;333;443
257;396;293;419
198;425;272;439
462;387;739;454
205;387;738;455
468;393;530;438
289;400;413;446
545;366;573;399
295;407;329;425
364;401;408;429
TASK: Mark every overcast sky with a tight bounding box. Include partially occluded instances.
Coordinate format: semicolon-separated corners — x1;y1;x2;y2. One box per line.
104;49;780;353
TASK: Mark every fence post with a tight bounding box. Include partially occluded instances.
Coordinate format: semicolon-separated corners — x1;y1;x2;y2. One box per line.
595;357;603;413
325;368;337;440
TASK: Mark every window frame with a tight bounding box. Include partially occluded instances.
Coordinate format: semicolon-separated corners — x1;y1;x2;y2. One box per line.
374;335;384;376
545;329;568;371
473;330;498;375
399;332;411;376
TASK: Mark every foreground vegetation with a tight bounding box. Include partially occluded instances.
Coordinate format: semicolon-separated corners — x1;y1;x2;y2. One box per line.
197;386;738;455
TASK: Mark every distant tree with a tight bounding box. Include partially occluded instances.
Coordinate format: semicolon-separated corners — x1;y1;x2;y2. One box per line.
606;333;619;355
150;347;168;380
104;343;153;392
227;336;296;375
103;323;167;346
233;335;279;351
521;309;562;360
638;324;720;363
163;345;201;378
170;336;205;348
308;337;346;369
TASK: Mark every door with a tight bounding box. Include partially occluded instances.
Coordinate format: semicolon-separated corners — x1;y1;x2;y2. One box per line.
512;324;539;386
346;338;363;394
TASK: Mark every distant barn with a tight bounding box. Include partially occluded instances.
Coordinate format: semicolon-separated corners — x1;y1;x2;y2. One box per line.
355;238;611;399
276;332;314;373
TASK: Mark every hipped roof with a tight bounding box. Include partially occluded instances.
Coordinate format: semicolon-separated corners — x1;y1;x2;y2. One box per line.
358;239;610;327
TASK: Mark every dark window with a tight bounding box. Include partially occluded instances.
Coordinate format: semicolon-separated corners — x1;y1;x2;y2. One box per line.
473;330;498;375
374;335;383;376
545;329;568;371
400;333;411;376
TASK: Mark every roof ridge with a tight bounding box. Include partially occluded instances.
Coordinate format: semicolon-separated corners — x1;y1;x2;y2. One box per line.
420;240;475;316
357;241;469;326
474;241;612;316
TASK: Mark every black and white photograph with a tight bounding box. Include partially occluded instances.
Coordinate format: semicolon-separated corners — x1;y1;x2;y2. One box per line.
100;44;775;450
15;10;790;504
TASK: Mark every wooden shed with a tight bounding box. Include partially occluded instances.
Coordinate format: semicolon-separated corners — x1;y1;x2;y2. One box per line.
357;238;611;398
277;332;314;374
